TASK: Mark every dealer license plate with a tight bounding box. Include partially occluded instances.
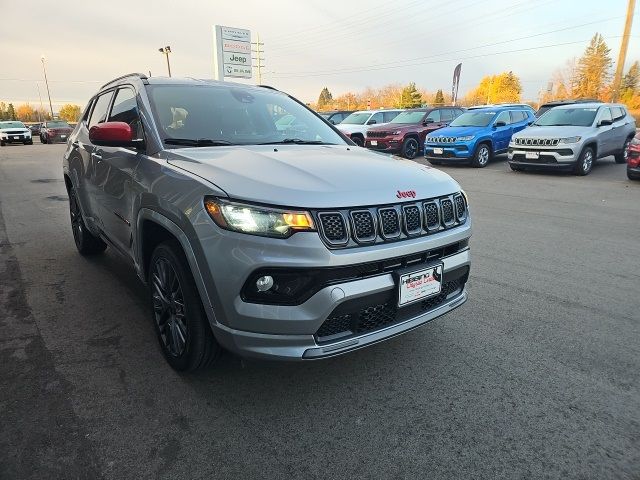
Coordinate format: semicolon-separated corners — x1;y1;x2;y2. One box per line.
12;136;19;140
525;151;540;160
433;147;443;155
398;264;443;307
370;140;377;146
60;135;67;139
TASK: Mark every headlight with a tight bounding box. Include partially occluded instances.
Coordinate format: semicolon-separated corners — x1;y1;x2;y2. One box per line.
560;136;581;144
204;198;314;238
457;136;474;142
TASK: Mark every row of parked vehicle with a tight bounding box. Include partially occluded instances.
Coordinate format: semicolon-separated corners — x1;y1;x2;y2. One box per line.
0;120;74;146
320;100;638;179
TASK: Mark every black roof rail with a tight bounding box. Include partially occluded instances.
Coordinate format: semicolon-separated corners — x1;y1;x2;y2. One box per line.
257;84;279;91
100;73;148;89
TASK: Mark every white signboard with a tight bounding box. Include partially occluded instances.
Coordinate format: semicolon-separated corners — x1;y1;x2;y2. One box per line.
213;25;252;80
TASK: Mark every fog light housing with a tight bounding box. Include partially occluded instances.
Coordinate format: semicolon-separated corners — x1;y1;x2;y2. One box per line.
256;275;274;292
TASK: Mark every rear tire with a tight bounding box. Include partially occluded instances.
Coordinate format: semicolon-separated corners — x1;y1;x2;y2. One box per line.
149;240;221;372
68;186;107;255
573;146;594;176
0;141;5;147
471;143;491;168
401;137;420;159
615;138;631;164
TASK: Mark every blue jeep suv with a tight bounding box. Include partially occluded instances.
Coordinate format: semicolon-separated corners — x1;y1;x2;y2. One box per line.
424;106;535;167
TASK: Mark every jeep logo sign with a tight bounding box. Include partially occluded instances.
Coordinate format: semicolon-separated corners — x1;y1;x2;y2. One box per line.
214;25;253;80
396;190;417;199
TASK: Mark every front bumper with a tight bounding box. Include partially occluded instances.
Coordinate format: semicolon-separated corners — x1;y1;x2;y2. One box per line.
365;137;402;152
191;208;472;360
424;143;472;162
508;143;579;169
1;133;31;143
211;248;470;360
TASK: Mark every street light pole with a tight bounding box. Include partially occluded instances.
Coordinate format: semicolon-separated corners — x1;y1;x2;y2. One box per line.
36;83;44;122
40;55;54;119
158;46;172;77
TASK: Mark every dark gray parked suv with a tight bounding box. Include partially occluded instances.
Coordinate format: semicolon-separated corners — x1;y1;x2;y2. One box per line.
63;74;472;371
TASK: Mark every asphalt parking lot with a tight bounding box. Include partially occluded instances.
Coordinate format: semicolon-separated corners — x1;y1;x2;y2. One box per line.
1;143;639;479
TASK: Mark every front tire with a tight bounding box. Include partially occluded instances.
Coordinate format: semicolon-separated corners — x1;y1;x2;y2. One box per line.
351;135;364;147
615;138;631;164
401;137;419;159
471;143;491;168
149;240;221;372
40;135;47;144
574;146;594;176
68;186;107;255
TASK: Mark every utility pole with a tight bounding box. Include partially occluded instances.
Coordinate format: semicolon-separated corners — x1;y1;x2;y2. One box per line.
36;83;44;122
251;33;265;84
40;55;54;119
611;0;636;102
158;46;172;77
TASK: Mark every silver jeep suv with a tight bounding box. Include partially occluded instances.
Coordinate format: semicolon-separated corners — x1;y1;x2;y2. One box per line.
63;74;472;371
508;103;636;175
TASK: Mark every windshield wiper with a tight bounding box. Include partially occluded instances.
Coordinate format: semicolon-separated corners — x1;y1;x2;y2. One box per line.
259;138;334;145
164;138;234;147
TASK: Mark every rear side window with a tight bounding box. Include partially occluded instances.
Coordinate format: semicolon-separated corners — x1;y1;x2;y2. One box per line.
88;92;113;129
382;111;400;122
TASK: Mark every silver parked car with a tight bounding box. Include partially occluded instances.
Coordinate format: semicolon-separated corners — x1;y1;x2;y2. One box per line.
63;74;472;371
508;103;636;175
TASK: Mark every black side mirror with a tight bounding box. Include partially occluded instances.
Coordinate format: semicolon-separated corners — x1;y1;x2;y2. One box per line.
423;118;434;125
598;119;612;127
494;121;507;128
367;119;377;125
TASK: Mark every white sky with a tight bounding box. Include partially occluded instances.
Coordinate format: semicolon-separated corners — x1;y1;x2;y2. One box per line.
1;0;638;110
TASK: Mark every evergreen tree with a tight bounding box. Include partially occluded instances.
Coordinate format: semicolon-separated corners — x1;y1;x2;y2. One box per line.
400;82;422;108
574;33;612;99
6;103;16;120
434;89;445;105
0;102;6;120
621;61;639;93
317;87;333;110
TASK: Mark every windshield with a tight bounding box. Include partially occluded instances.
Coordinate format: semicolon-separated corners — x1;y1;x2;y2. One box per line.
0;121;26;129
340;112;371;125
146;84;346;147
47;121;71;127
534;107;598;127
389;111;426;124
449;111;496;127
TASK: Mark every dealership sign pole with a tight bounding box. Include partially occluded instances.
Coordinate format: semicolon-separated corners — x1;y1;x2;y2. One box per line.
213;25;252;81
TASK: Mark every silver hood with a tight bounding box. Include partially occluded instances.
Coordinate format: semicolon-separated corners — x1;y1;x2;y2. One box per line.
512;125;596;139
166;145;460;208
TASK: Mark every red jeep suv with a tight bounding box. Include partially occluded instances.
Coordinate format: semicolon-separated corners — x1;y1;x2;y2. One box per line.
365;107;464;159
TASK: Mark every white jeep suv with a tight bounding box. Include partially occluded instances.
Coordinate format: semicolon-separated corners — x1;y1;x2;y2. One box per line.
337;109;402;146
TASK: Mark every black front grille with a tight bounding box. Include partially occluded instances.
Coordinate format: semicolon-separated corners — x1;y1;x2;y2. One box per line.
454;195;466;221
441;199;454;225
315;268;468;342
423;202;439;230
403;205;421;234
318;213;347;244
379;208;400;238
351;210;376;242
367;131;390;138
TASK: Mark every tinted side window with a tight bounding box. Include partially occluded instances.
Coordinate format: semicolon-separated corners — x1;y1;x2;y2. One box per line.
495;111;511;125
441;109;454;122
109;88;142;138
330;113;343;123
382;111;399;122
88;92;113;129
426;110;441;122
